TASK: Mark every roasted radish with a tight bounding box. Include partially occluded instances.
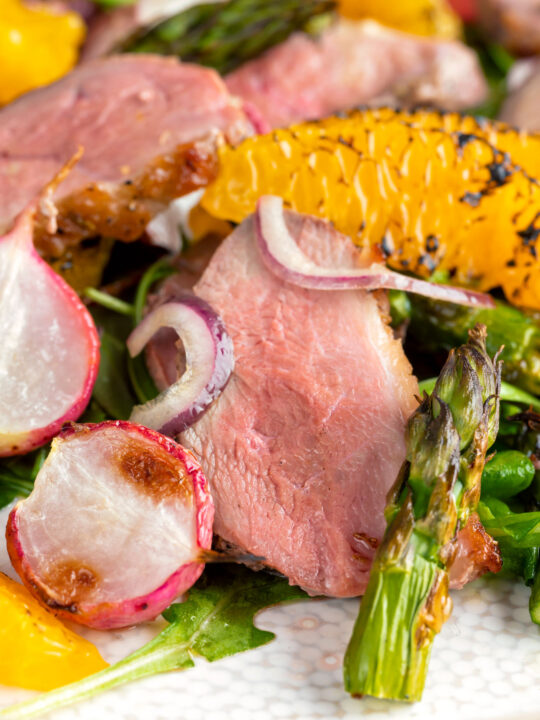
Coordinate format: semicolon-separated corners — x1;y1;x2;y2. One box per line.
0;208;99;456
6;421;214;630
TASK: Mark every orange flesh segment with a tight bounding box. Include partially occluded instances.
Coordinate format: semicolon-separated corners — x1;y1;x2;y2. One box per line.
337;0;462;39
201;108;540;310
0;572;107;691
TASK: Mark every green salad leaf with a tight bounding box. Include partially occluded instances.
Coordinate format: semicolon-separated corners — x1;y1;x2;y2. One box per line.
89;0;136;7
0;447;47;510
464;24;515;118
0;566;308;720
478;500;540;549
89;307;138;420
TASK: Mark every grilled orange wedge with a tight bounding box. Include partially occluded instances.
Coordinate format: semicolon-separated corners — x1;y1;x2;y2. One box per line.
337;0;461;38
0;572;107;691
202;108;540;310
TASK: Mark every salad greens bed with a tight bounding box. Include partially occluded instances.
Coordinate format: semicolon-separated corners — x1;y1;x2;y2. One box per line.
1;256;540;715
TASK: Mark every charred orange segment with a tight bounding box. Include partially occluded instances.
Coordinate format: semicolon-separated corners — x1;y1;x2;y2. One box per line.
374;108;540;177
201;108;540;310
337;0;461;38
0;572;107;691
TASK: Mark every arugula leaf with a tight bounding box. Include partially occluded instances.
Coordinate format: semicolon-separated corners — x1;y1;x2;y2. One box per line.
84;288;134;317
133;258;176;326
93;329;137;419
0;447;47;510
88;306;138;419
127;259;175;405
0;566;308;720
479;501;540;549
464;24;515;118
0;474;32;510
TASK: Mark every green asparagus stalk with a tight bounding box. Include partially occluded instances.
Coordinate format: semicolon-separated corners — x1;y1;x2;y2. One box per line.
398;294;540;397
344;324;501;702
122;0;336;75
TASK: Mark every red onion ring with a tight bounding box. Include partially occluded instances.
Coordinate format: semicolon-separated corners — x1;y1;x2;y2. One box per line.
255;195;495;309
127;294;234;436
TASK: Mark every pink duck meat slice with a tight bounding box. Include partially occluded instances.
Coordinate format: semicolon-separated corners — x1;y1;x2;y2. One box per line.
225;20;487;129
147;215;502;595
178;211;419;597
0;55;252;234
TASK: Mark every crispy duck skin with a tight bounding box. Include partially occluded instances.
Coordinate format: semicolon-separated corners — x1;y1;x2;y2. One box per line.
34;138;219;260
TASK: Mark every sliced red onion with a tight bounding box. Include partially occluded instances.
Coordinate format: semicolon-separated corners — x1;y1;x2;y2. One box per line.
127;294;234;436
255;195;495;309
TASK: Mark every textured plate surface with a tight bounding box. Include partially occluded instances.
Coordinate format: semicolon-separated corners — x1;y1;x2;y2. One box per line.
1;527;540;720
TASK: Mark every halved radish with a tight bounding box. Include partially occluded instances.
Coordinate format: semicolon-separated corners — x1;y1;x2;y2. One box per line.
6;421;214;630
0;207;99;456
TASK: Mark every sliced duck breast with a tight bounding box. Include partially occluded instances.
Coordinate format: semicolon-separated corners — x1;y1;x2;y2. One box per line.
147;213;502;596
225;20;487;129
174;212;418;597
500;60;540;132
0;55;253;260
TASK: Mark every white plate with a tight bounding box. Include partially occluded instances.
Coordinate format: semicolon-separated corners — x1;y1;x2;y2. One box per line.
1;562;540;720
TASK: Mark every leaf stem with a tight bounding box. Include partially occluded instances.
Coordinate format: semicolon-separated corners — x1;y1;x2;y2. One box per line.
84;288;134;317
133;259;176;325
0;640;186;720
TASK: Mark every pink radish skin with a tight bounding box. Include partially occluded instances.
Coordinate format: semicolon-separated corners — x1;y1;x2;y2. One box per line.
6;421;214;630
0;209;99;456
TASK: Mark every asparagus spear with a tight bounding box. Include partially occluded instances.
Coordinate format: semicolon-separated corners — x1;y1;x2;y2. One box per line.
344;324;501;702
122;0;336;75
400;294;540;397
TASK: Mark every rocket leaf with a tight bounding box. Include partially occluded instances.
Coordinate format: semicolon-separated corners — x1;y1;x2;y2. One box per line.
0;566;308;720
0;447;47;510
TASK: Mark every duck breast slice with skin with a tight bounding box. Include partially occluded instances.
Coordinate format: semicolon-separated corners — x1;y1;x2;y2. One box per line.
224;19;487;130
173;211;418;598
477;0;540;55
500;60;540;132
0;55;253;249
147;214;501;596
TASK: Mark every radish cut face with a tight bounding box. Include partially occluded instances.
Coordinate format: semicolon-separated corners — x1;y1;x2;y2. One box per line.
6;421;214;629
0;210;99;456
